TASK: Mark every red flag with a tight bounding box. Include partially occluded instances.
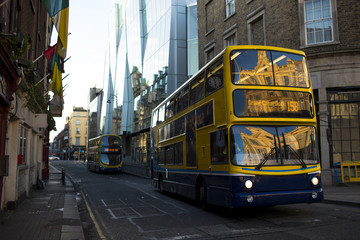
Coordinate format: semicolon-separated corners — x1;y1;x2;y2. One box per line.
43;44;57;61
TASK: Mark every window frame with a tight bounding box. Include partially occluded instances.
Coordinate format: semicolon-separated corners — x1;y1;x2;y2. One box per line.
225;0;236;18
298;0;339;48
304;0;333;45
247;7;266;45
18;125;28;165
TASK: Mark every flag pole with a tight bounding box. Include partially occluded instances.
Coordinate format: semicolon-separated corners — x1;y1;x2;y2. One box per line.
35;73;50;86
32;54;43;63
0;0;11;8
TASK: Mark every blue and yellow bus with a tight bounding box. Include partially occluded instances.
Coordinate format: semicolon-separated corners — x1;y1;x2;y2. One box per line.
150;45;323;208
87;134;123;173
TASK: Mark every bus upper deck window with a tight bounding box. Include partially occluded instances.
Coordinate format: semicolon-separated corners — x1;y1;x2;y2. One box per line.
206;57;223;96
231;50;310;88
231;50;274;85
271;51;309;88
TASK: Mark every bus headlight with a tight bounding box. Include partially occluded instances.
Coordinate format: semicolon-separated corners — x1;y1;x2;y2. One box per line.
311;177;319;186
245;180;253;189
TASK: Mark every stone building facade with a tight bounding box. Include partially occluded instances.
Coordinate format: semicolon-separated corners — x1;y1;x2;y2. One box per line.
197;0;360;185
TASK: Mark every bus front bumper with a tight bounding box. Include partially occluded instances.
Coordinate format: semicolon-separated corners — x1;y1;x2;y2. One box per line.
231;188;324;207
100;166;122;173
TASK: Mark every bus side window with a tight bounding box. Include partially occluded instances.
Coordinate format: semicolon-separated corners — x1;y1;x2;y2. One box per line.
196;101;214;128
175;116;185;136
177;141;183;165
166;145;174;165
152;109;158;127
159;147;165;164
190;73;205;105
166;98;174;120
210;129;228;164
206;57;223;96
158;104;165;124
177;85;189;113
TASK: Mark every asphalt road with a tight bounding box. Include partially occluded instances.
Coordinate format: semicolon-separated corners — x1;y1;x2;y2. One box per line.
51;160;360;240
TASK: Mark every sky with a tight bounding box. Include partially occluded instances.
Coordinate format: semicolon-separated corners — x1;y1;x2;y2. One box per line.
49;0;116;142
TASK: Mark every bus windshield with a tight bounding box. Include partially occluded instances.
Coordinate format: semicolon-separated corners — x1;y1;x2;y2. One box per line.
230;50;309;87
101;153;122;166
230;125;319;167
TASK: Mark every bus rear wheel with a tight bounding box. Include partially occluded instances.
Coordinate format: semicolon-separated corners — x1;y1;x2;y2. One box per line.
198;179;207;209
158;175;164;193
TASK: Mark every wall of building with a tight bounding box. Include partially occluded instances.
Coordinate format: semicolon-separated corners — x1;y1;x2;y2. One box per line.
0;0;51;210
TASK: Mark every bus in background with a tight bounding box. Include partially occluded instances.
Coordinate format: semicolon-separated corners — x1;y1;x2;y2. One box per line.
150;45;323;208
87;134;123;173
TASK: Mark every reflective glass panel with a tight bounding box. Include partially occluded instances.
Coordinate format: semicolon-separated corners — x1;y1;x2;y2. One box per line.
230;125;319;166
231;50;310;87
272;51;309;87
101;135;121;146
231;50;273;85
233;90;314;118
101;153;122;166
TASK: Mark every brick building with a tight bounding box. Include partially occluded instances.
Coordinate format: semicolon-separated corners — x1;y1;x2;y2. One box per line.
197;0;360;185
0;0;52;210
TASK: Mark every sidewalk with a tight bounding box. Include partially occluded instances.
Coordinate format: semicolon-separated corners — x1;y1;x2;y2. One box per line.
323;182;360;207
0;164;85;240
0;171;359;240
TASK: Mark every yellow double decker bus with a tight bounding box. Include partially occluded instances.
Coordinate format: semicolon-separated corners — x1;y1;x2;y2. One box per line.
87;134;123;173
150;45;323;208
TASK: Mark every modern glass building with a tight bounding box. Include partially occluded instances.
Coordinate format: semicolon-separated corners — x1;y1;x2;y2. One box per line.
92;0;198;177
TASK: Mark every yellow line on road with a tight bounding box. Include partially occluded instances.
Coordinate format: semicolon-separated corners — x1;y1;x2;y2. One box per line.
66;172;108;240
82;192;107;240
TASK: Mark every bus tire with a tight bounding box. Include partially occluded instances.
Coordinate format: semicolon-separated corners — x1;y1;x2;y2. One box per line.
158;175;164;193
198;179;207;209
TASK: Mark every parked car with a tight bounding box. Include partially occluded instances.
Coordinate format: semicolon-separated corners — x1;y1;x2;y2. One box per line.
49;155;60;160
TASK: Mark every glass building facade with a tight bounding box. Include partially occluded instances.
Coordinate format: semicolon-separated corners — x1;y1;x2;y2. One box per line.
92;0;198;177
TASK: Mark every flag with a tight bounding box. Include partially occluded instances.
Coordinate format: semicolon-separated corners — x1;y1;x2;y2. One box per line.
49;94;63;117
41;0;69;58
49;53;63;98
43;44;57;61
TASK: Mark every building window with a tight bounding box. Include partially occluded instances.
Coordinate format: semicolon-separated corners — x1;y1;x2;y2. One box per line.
76;128;80;134
76;137;80;145
305;0;333;45
225;34;236;47
206;0;215;33
205;48;215;64
299;0;338;47
18;125;27;165
76;113;80;117
225;0;235;18
76;120;80;125
204;41;216;64
247;8;266;45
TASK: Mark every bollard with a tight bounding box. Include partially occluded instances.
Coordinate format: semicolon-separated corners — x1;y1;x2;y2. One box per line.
61;168;65;185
